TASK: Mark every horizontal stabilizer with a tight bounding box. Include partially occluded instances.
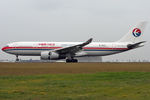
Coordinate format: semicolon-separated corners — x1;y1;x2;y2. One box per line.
127;41;146;49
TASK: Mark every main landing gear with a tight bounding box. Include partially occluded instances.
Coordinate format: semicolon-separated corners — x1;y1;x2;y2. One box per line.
66;59;78;63
65;54;78;63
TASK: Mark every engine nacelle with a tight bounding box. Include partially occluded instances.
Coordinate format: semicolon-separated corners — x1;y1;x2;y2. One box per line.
41;51;60;60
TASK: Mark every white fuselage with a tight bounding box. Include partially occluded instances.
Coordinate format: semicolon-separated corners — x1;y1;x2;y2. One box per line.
2;42;129;57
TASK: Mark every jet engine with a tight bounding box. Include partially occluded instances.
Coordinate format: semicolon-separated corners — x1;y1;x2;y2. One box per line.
41;51;60;60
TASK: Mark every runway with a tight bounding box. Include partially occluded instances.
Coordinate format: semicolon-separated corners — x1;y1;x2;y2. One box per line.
0;62;150;75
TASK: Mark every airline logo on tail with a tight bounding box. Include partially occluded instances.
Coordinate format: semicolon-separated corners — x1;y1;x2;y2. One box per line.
132;28;141;37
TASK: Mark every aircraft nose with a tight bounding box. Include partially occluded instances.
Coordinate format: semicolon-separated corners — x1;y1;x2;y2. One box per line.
2;47;5;51
1;47;7;52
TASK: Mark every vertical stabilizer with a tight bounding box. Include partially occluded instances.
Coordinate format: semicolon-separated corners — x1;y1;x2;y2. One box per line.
118;21;147;43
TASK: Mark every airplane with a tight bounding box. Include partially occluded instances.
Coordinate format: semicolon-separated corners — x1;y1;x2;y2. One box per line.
1;21;147;62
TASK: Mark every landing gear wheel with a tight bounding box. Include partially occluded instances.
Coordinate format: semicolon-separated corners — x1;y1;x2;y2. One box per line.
72;59;78;62
66;59;78;63
66;59;70;63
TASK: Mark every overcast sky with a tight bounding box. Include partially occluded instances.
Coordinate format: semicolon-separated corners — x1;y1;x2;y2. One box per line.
0;0;150;61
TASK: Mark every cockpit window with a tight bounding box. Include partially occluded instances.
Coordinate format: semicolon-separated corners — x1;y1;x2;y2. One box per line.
5;45;9;47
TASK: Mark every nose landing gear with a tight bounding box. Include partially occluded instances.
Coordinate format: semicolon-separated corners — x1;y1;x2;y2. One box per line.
16;55;19;62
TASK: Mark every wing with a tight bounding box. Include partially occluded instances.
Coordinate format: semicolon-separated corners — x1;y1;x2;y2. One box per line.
54;38;93;55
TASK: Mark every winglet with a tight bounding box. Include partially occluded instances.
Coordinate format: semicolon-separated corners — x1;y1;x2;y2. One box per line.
82;38;93;46
87;38;93;44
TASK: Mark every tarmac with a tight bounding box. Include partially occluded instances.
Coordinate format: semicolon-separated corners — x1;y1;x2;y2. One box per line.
0;62;150;75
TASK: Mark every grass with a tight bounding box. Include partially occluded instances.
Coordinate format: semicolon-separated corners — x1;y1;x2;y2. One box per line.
0;72;150;100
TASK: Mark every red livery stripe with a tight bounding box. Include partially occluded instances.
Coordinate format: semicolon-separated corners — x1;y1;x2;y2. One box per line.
2;47;62;51
2;46;128;51
83;47;128;50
